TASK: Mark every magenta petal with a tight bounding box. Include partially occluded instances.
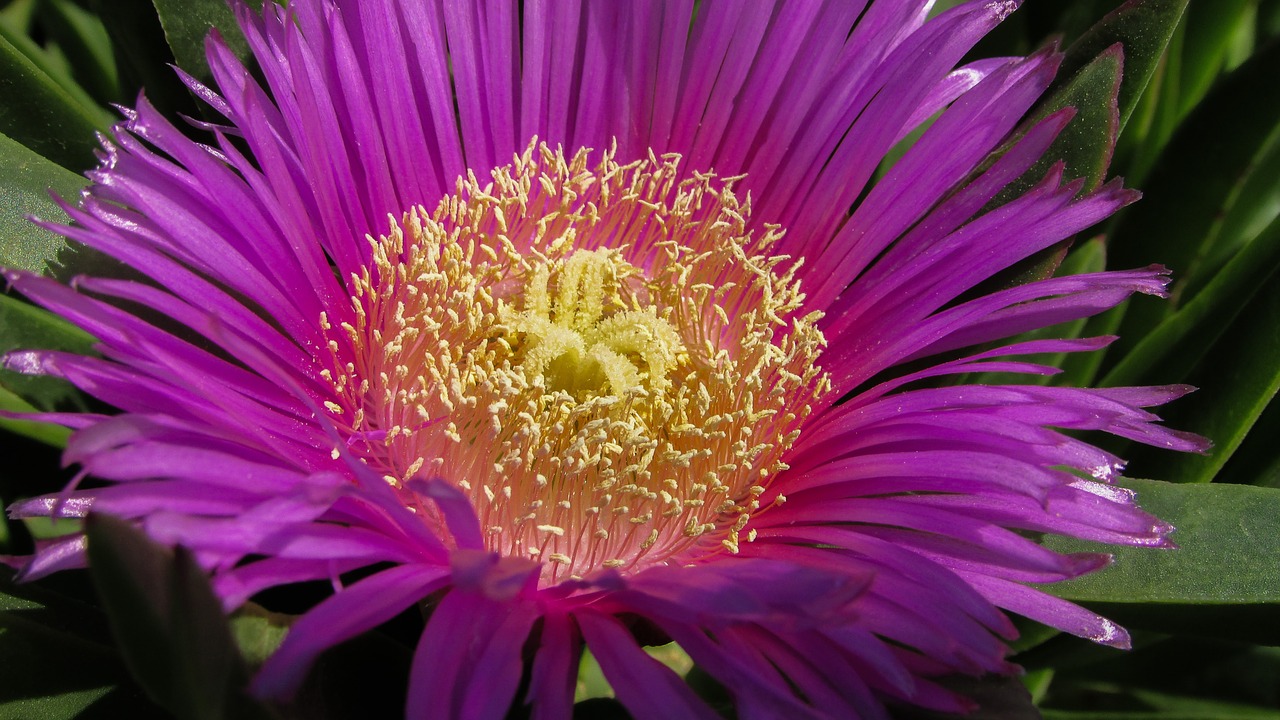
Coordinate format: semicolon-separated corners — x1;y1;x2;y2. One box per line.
656;622;825;719
407;590;540;720
959;571;1131;648
450;548;539;601
13;534;88;581
611;558;871;627
414;478;485;550
458;605;541;719
748;629;889;720
577;611;721;720
252;563;450;699
525;612;579;720
212;556;366;610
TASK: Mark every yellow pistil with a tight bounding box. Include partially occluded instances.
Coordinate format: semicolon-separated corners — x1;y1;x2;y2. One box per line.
503;248;685;400
323;141;828;582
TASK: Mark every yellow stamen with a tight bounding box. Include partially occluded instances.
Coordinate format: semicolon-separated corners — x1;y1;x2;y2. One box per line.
323;140;828;582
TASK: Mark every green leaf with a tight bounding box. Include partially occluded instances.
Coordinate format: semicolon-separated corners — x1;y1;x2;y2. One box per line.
1043;479;1280;643
86;514;276;720
1123;256;1280;484
0;27;112;170
0;131;88;279
37;0;122;106
574;643;695;706
0;570;163;719
1023;668;1054;705
1055;302;1126;388
575;649;613;702
0;8;110;125
150;0;252;86
1218;386;1280;489
1054;0;1189;133
1036;637;1280;718
1263;0;1280;41
0;0;38;34
229;603;291;670
1101;212;1280;390
22;516;83;546
1190;124;1280;299
1114;21;1183;188
1105;38;1280;364
0;383;70;446
1043;45;1124;194
1178;0;1253;115
92;0;200;120
0;133;100;446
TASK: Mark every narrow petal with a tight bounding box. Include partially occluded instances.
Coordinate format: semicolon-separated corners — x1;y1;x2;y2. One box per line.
406;590;536;720
576;611;721;720
253;564;450;699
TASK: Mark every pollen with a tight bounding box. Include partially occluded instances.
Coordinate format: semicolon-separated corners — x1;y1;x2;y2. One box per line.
323;140;828;582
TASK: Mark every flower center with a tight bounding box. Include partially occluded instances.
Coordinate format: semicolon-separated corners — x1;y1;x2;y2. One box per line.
503;248;684;402
323;142;828;582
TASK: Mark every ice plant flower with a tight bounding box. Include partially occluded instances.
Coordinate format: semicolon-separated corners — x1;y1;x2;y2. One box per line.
4;0;1207;717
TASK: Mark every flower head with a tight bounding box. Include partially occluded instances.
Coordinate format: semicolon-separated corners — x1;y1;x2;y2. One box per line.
5;1;1206;718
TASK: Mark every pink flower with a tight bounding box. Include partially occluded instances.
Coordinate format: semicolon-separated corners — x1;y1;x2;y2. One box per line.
5;1;1204;717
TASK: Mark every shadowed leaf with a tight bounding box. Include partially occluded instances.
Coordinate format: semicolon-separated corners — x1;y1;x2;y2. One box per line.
0;569;163;718
86;514;276;720
1105;38;1280;365
0;28;112;170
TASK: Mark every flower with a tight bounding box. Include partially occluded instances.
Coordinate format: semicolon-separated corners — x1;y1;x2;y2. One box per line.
4;0;1207;717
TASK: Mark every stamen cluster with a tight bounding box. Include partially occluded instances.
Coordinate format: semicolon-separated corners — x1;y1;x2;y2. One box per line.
322;142;828;581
